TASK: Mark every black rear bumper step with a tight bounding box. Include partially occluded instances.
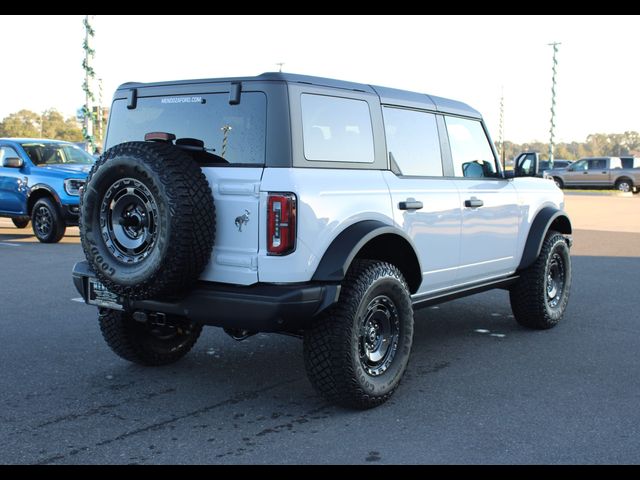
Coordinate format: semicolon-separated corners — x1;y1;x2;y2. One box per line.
72;261;340;332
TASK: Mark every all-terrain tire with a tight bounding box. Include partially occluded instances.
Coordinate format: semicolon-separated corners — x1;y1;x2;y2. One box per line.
303;260;414;409
99;309;203;366
80;142;215;300
510;231;571;329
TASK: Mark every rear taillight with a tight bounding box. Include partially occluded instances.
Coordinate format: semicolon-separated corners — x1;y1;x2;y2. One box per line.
267;193;296;255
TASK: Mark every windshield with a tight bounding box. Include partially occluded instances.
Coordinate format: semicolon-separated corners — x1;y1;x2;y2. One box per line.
21;143;95;166
106;91;267;165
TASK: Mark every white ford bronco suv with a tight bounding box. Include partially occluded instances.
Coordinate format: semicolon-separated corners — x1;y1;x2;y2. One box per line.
73;73;572;409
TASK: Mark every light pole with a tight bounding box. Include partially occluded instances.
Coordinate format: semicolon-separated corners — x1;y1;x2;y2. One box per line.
548;42;561;166
498;86;505;168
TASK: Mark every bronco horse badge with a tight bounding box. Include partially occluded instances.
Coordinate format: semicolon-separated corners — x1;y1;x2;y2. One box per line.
235;209;250;232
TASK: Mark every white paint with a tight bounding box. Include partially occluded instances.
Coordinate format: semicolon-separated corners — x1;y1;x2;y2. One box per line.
0;242;20;247
491;313;502;317
490;333;506;338
71;297;85;303
474;329;490;334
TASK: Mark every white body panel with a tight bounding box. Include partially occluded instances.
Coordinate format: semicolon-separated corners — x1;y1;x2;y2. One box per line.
258;168;394;283
198;165;565;290
510;176;566;266
454;178;520;285
382;172;461;294
200;167;263;285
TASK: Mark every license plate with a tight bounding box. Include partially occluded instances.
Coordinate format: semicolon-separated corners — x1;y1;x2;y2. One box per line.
87;278;124;310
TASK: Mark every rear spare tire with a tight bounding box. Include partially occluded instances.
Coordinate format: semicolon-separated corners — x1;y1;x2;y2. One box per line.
80;141;215;300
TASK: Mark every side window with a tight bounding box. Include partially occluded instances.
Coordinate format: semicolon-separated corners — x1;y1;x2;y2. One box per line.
572;160;588;171
0;146;20;163
445;116;498;178
382;107;443;177
588;159;606;170
301;94;374;163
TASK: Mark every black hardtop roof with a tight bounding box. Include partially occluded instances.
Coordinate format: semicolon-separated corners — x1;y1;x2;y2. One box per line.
117;72;481;119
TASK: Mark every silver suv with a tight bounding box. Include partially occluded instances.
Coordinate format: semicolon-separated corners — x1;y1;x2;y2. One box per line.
73;73;573;409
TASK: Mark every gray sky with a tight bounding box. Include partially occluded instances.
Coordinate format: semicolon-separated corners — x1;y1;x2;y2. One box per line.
2;15;638;143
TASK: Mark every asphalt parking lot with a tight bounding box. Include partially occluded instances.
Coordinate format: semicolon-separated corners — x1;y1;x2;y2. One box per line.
1;194;639;464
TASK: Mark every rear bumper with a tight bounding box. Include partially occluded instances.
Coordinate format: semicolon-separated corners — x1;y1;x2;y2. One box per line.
72;261;340;332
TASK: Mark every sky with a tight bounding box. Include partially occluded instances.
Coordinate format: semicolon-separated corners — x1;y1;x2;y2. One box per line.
2;15;638;144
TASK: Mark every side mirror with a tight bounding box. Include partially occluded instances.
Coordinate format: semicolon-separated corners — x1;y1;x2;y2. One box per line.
514;154;539;177
2;157;24;168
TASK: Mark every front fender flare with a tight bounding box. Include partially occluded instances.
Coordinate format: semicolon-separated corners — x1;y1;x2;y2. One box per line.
518;206;572;271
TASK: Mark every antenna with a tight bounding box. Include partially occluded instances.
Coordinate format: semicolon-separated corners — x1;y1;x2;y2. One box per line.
276;62;284;73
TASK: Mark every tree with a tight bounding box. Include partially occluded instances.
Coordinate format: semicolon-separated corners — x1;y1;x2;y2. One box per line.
0;108;83;141
0;109;41;138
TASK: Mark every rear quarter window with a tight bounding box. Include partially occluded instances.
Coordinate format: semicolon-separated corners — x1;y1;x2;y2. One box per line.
301;94;374;164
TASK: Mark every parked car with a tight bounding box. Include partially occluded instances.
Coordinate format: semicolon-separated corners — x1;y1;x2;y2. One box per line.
72;72;572;409
0;138;95;242
539;159;572;171
552;156;640;192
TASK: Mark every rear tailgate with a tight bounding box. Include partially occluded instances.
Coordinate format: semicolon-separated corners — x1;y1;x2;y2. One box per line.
200;167;262;285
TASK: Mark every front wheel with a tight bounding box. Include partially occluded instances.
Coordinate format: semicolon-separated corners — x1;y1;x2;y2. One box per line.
510;231;572;329
553;177;564;189
31;198;65;243
99;309;203;366
303;260;414;409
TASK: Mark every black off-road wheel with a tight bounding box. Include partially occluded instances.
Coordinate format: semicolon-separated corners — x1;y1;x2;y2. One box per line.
12;218;29;229
31;197;66;243
510;231;572;329
80;142;215;300
99;309;203;366
303;260;414;409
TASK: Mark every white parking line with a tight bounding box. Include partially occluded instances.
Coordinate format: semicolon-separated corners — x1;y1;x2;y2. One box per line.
0;242;20;247
71;297;85;303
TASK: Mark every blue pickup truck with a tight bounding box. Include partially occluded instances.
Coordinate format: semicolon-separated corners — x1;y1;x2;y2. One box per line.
0;138;95;242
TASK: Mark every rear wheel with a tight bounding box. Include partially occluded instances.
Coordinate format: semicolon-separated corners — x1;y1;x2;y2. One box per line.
510;231;571;329
615;178;633;192
31;197;65;243
303;260;414;409
12;218;29;229
99;309;203;366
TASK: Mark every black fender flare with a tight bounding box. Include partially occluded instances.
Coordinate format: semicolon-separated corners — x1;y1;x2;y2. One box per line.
311;220;422;289
27;184;62;213
518;206;572;271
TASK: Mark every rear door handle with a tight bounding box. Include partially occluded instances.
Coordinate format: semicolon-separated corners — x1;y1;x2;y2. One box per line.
398;199;423;210
464;198;484;208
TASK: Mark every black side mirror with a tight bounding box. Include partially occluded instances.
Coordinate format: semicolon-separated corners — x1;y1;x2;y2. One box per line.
2;157;24;168
514;154;539;177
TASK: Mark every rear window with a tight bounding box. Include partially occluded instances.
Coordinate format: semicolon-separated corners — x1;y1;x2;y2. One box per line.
106;92;267;165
